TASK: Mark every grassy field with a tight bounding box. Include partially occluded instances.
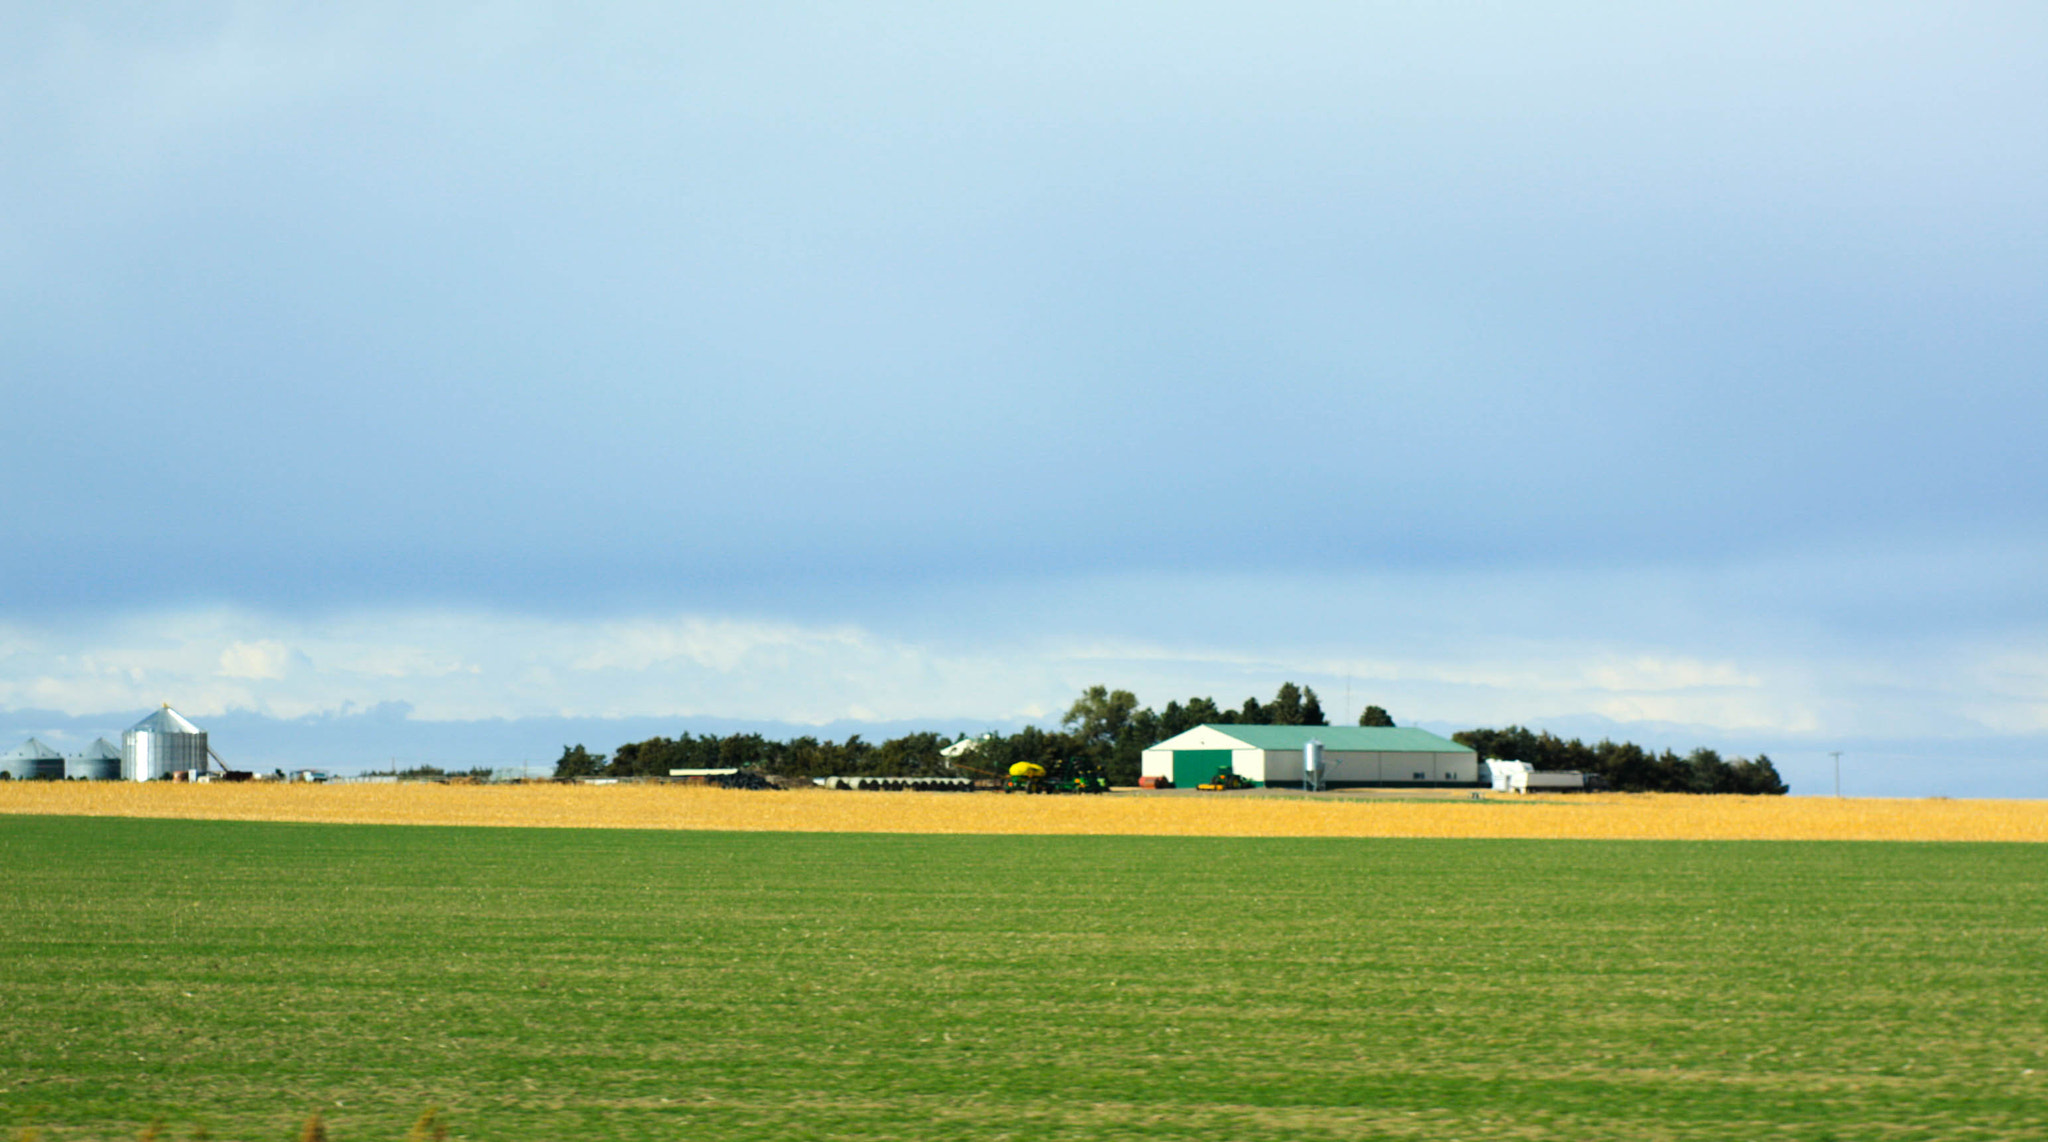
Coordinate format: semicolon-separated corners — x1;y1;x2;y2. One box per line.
2;817;2044;1141
6;782;2048;841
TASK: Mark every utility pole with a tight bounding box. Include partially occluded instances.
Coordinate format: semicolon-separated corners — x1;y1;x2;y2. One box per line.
1830;751;1842;798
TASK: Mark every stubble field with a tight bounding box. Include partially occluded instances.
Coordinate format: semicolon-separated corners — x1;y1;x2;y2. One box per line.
3;781;2047;841
1;812;2044;1141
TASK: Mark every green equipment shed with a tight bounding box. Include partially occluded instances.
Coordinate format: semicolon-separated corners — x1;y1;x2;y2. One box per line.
1140;724;1479;789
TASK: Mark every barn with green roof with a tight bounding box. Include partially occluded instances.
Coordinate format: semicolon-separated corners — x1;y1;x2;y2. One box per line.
1140;724;1480;789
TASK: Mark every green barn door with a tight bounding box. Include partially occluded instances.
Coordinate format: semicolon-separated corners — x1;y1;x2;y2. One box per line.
1173;749;1233;788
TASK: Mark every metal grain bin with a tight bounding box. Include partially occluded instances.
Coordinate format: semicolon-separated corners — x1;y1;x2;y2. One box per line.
67;738;123;780
2;738;66;780
122;706;208;781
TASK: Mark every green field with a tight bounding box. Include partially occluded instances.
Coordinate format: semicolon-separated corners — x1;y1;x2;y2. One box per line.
1;818;2044;1141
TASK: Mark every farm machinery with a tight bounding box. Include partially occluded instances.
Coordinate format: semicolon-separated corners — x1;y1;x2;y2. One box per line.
1004;758;1109;794
1197;768;1254;791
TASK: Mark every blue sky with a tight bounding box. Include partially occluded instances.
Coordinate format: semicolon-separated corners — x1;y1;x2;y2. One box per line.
4;4;2045;795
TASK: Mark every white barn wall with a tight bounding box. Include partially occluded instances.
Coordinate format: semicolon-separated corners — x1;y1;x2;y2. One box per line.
1386;753;1429;782
1209;748;1470;785
1150;726;1248;752
1329;751;1379;783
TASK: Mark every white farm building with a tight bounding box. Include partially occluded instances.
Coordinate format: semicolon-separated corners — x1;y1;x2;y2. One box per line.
1141;724;1480;789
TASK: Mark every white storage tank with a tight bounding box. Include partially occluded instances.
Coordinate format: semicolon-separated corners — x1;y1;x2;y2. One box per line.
2;738;66;781
122;706;208;782
68;738;123;780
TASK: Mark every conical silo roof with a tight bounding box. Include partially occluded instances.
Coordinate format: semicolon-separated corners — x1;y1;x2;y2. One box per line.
3;738;65;762
77;738;123;761
127;705;203;735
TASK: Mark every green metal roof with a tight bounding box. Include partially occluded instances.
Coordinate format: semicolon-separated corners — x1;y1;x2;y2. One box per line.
1197;724;1474;753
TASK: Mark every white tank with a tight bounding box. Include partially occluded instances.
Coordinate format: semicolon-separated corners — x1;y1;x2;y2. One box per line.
1304;739;1324;789
122;706;208;781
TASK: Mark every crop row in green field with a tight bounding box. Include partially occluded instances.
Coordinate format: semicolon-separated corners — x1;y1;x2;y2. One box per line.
1;818;2044;1140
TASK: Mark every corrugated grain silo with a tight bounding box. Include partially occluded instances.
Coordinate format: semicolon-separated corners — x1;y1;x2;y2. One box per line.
122;706;209;781
68;738;123;780
2;738;66;781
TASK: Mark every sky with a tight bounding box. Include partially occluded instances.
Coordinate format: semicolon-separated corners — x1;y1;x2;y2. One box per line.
4;3;2045;795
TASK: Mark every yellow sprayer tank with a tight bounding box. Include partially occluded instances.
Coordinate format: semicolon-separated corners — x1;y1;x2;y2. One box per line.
1008;762;1046;779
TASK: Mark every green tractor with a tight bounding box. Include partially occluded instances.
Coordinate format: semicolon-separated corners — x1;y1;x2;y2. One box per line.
1050;756;1110;794
1005;757;1110;794
1197;767;1254;791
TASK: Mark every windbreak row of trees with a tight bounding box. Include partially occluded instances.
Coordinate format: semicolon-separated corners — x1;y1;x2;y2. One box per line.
557;682;1343;786
556;732;955;781
1453;726;1788;795
383;764;496;780
556;682;1787;794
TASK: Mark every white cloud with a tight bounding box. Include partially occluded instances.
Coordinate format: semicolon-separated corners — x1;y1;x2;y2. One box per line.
330;645;476;680
569;617;867;674
218;640;294;680
0;607;1015;724
1;548;2045;747
1955;647;2048;735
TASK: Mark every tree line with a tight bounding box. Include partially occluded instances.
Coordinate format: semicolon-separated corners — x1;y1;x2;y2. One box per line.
556;682;1786;794
555;682;1339;785
1452;726;1787;795
554;732;958;781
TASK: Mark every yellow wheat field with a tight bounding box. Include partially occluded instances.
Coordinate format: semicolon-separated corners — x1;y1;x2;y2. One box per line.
1;781;2045;840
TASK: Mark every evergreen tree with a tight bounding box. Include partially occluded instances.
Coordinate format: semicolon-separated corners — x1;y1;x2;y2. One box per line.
1269;682;1306;725
553;744;605;778
1300;687;1328;726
